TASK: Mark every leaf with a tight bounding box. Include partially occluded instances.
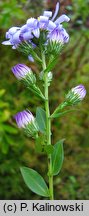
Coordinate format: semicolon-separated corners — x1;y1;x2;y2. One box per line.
52;139;64;176
20;167;49;197
51;109;76;119
2;125;18;134
28;85;45;100
36;107;46;133
1;142;9;154
44;57;58;73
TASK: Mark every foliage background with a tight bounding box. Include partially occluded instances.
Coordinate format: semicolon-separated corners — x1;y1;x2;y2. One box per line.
0;0;89;199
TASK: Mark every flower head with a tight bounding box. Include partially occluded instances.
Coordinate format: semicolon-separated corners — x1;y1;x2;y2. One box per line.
11;64;31;80
71;85;86;100
2;2;70;50
48;27;69;44
14;110;34;128
2;26;21;49
66;84;86;105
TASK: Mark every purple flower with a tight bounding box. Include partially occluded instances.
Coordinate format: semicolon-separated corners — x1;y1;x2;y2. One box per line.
66;84;86;105
14;110;34;128
48;27;69;44
71;85;86;100
2;2;70;48
2;26;21;49
11;64;31;80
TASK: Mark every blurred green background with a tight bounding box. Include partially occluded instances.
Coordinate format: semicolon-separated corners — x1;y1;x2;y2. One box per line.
0;0;89;199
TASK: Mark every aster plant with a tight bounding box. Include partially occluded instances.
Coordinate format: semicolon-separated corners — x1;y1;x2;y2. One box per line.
2;2;86;200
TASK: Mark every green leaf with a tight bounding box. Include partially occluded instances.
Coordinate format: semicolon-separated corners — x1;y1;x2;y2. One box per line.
44;56;58;73
51;109;76;119
1;141;9;154
20;167;49;197
52;139;64;176
28;85;45;100
36;107;46;133
2;125;18;134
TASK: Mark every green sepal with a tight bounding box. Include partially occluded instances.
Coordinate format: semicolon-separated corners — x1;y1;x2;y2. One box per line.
46;41;63;56
18;41;42;64
22;76;45;100
66;90;82;105
36;107;46;133
52;139;64;176
24;119;39;138
20;166;49;197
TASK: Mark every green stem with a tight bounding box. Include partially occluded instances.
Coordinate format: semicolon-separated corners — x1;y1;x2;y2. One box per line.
42;52;54;200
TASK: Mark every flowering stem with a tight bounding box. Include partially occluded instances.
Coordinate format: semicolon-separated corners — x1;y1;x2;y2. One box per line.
42;52;54;200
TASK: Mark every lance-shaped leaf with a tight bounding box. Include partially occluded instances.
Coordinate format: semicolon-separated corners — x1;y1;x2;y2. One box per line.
51;109;76;119
52;139;64;176
36;107;46;133
44;56;58;73
20;167;49;197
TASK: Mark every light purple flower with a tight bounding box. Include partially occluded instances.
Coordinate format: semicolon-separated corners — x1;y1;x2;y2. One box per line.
2;26;21;49
48;27;69;44
71;85;86;100
14;110;34;128
26;18;40;38
2;2;70;48
11;64;31;80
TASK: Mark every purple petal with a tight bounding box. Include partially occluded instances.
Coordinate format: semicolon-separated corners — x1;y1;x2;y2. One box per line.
32;28;40;38
6;32;10;39
39;16;49;22
72;85;86;100
14;110;34;128
20;24;28;33
28;55;34;62
9;27;20;35
12;30;21;43
2;40;12;45
12;45;17;49
51;2;60;21
22;31;33;40
43;11;52;18
12;64;31;79
47;20;56;31
55;14;70;24
27;18;38;28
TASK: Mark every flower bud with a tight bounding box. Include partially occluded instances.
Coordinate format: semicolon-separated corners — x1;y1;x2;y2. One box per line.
14;110;38;138
12;63;36;85
48;27;69;44
47;27;69;55
14;110;34;128
11;64;32;80
66;84;86;105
